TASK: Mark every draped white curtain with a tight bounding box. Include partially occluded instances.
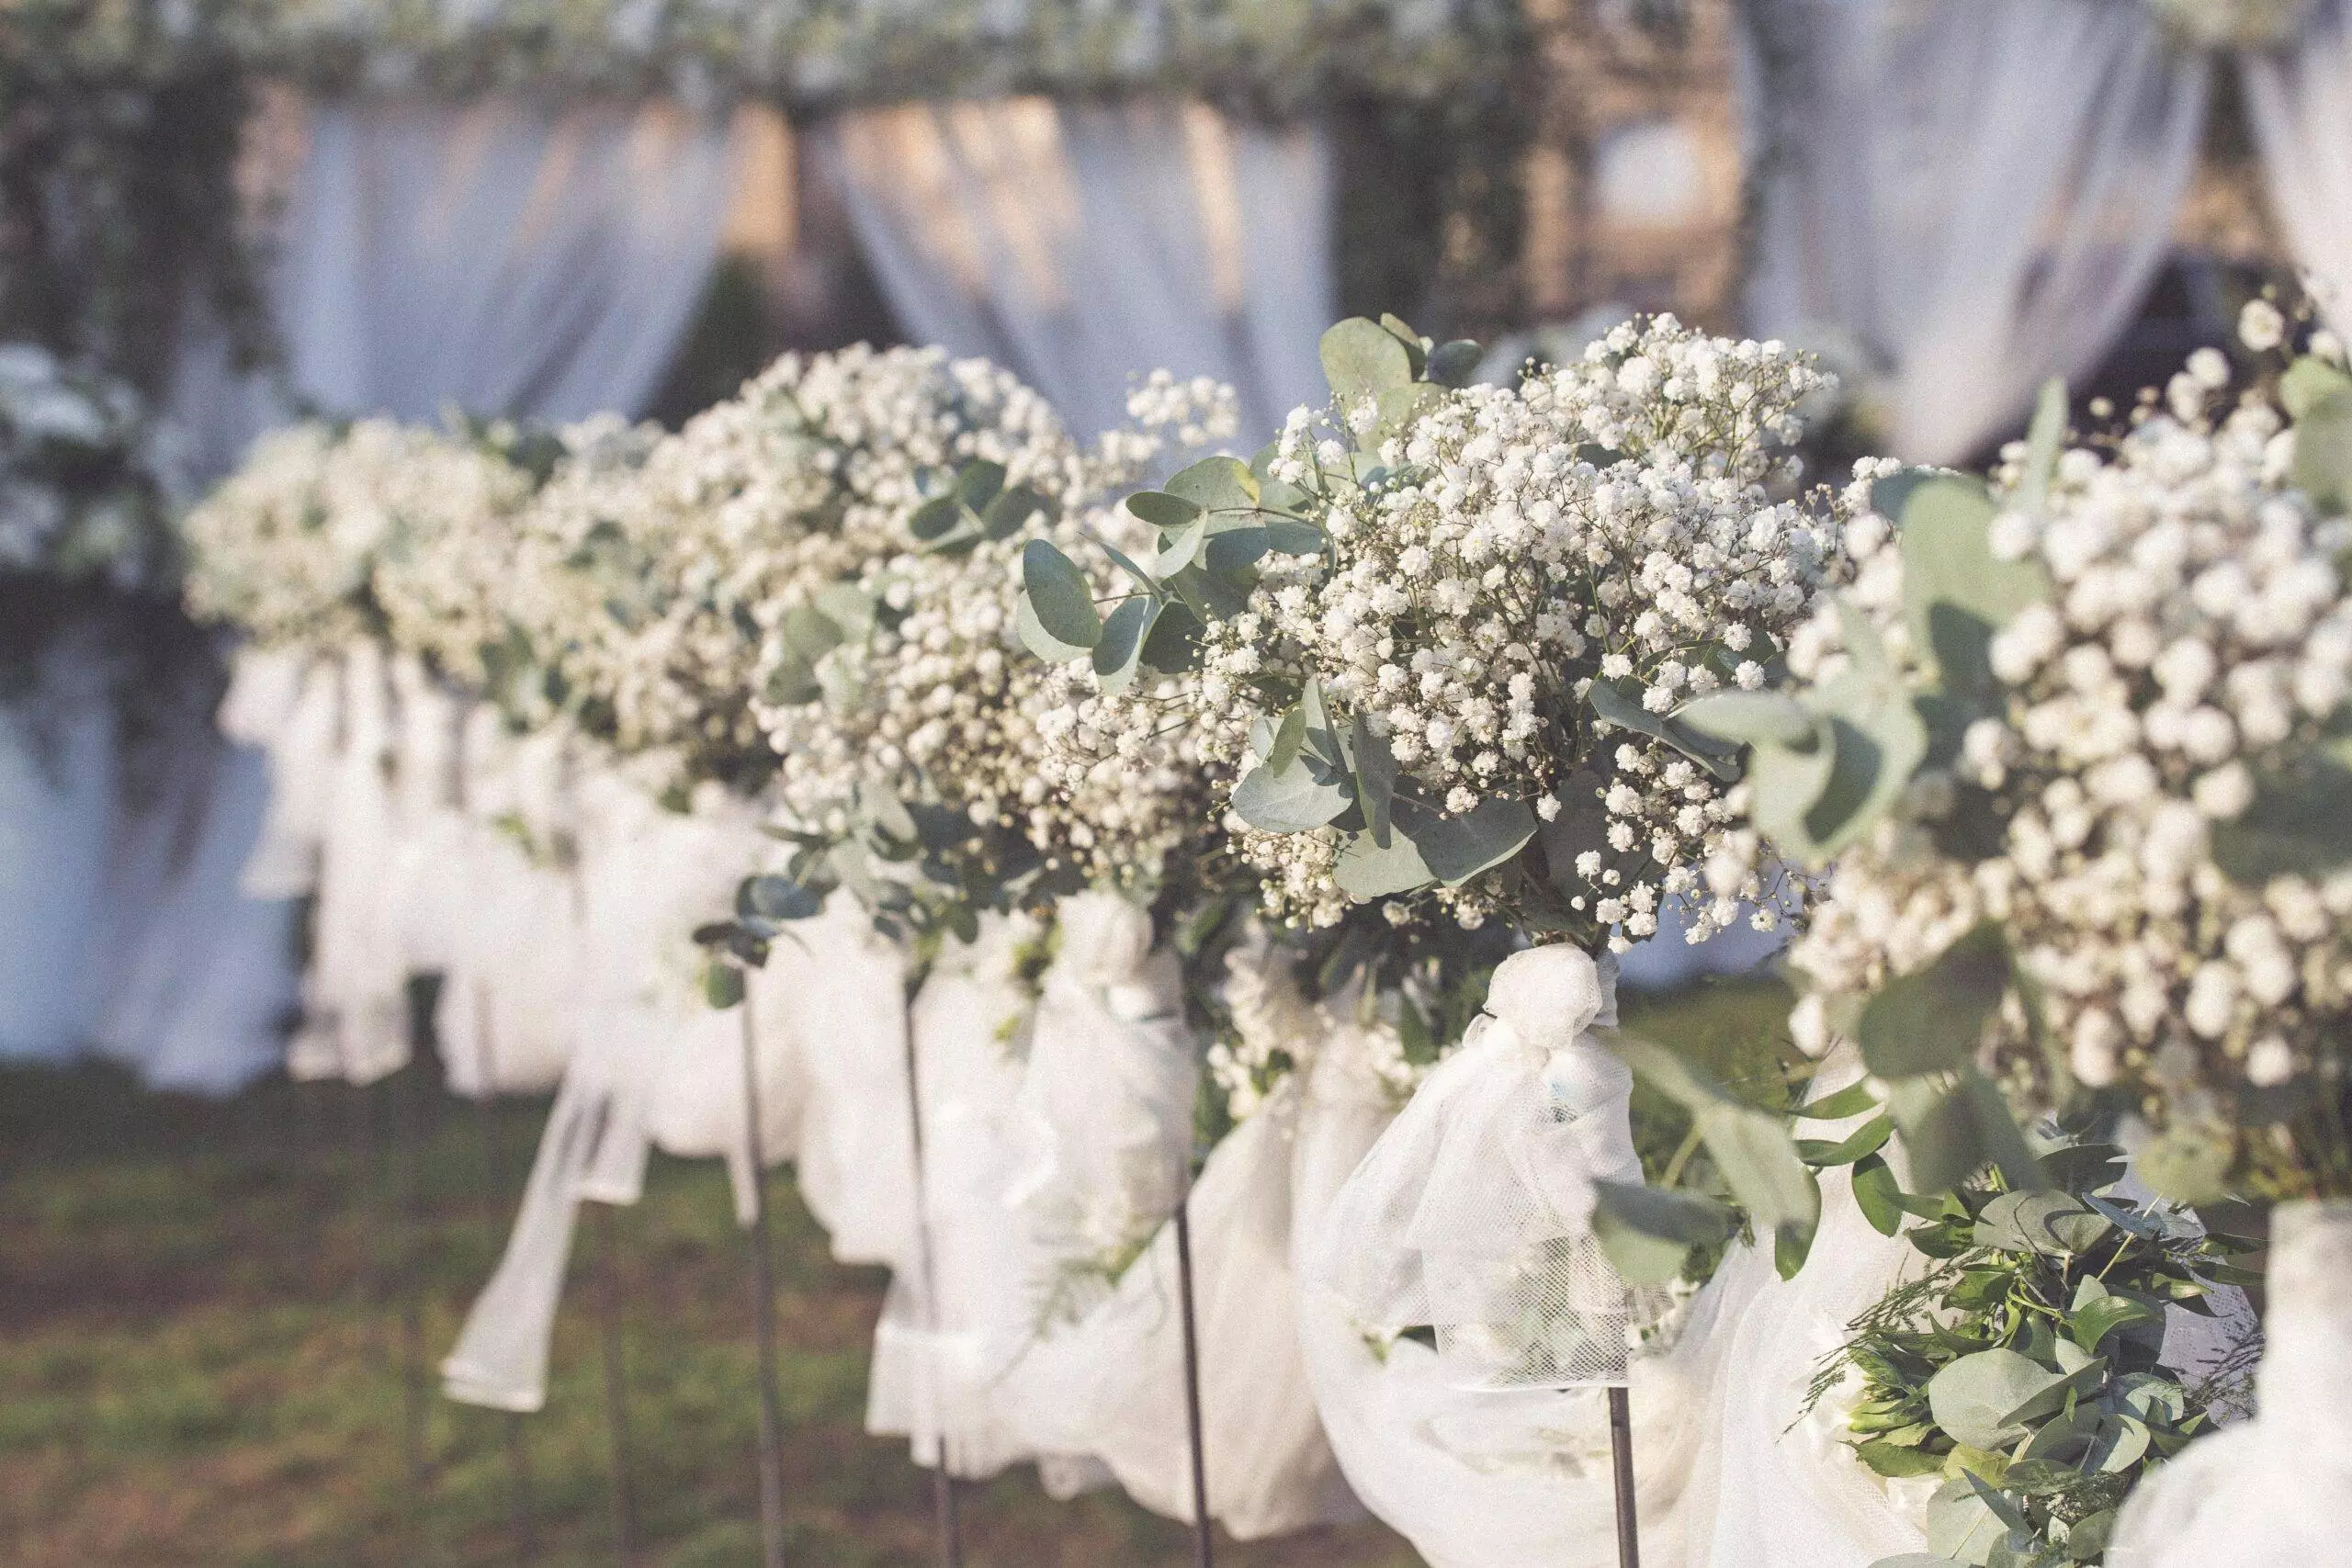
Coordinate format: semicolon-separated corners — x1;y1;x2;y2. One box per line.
22;96;742;1093
2245;0;2352;331
812;97;1336;444
1746;0;2209;465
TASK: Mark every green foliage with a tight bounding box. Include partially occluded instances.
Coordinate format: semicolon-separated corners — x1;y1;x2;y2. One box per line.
1820;1147;2256;1567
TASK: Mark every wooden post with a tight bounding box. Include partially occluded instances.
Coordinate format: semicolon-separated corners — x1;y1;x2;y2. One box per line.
1609;1384;1640;1568
471;987;537;1565
896;984;960;1568
1172;1187;1215;1568
739;989;790;1568
594;1201;638;1567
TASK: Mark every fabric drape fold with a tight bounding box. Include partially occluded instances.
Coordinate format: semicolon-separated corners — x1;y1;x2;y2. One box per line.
2245;0;2352;331
812;97;1334;442
1746;0;2208;465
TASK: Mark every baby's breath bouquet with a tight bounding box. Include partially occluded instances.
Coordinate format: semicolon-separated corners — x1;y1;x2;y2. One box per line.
1019;312;1849;951
182;415;552;655
1689;321;2352;1207
691;356;1237;967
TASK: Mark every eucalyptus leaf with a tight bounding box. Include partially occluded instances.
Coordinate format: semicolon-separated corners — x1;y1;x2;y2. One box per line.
1928;1349;2069;1450
1883;1068;2046;1197
1678;690;1818;749
1155;516;1210;575
1858;923;2010;1079
1138;600;1204;672
1333;823;1434;900
908;494;965;542
1589;677;1740;782
1614;1035;1821;1245
1021;538;1101;649
2295;389;2352;515
703;960;745;1010
1127;490;1203;530
1016;592;1094;664
1321;317;1415;409
1165;455;1260;513
1973;1190;2110;1257
1091;596;1160;695
1925;1475;2013;1566
1590;1180;1736;1285
2018;378;2067;516
1887;470;2051;694
1230;752;1351;833
980;482;1045;539
1352;716;1397;846
2281;355;2352;420
953;458;1006;509
741;874;825;922
2135;1123;2236;1204
1426;339;1485;389
1397;796;1537;886
2210;747;2352;882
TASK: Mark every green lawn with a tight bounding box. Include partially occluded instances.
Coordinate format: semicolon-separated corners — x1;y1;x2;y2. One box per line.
0;977;1792;1567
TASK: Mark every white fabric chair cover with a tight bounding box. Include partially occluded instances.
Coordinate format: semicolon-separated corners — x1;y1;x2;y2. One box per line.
2245;0;2352;331
293;640;410;1085
1746;0;2208;463
997;1070;1366;1539
428;717;584;1100
813;97;1336;440
867;911;1047;1481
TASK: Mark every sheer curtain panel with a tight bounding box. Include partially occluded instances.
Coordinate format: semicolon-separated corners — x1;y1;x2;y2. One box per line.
812;98;1335;443
2245;0;2352;329
1746;0;2208;465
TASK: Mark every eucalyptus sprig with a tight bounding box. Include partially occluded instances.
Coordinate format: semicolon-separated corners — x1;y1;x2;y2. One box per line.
1812;1144;2258;1568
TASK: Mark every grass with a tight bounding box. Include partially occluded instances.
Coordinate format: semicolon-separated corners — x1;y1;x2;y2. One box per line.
0;977;1792;1567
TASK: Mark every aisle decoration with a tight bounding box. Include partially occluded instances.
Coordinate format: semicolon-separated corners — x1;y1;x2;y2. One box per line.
1669;319;2344;1562
1804;1143;2251;1564
1005;312;1866;1564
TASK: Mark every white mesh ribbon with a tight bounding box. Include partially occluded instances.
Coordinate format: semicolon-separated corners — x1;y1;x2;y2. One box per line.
2109;1200;2352;1567
1317;943;1652;1390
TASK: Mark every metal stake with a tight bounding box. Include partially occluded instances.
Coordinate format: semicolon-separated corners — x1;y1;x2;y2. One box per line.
472;987;537;1567
739;988;790;1568
896;978;960;1568
594;1201;639;1567
1608;1385;1640;1568
1172;1186;1214;1568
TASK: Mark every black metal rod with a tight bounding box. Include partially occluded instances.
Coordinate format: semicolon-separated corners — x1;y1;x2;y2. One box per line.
1609;1384;1640;1568
895;976;959;1568
472;985;539;1568
594;1201;638;1567
739;990;790;1568
1173;1188;1214;1568
393;1062;431;1504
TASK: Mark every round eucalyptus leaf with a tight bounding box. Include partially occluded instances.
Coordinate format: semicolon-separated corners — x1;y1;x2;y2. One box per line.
1928;1348;2068;1451
1320;317;1415;407
1020;538;1100;649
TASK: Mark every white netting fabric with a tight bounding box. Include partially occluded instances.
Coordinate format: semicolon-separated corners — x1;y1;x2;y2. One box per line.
1000;891;1196;1292
1316;943;1656;1390
2109;1201;2352;1568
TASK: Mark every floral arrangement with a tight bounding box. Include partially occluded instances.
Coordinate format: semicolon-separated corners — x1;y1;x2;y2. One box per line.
229;0;1521;112
1674;309;2352;1211
1808;1143;2256;1566
1018;312;1848;949
0;343;177;593
181;415;551;655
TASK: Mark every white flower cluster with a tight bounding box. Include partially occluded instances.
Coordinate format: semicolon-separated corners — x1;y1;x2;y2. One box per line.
1205;924;1430;1122
752;357;1236;893
0;343;175;592
1788;362;2352;1124
1149;315;1845;938
184;415;510;649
